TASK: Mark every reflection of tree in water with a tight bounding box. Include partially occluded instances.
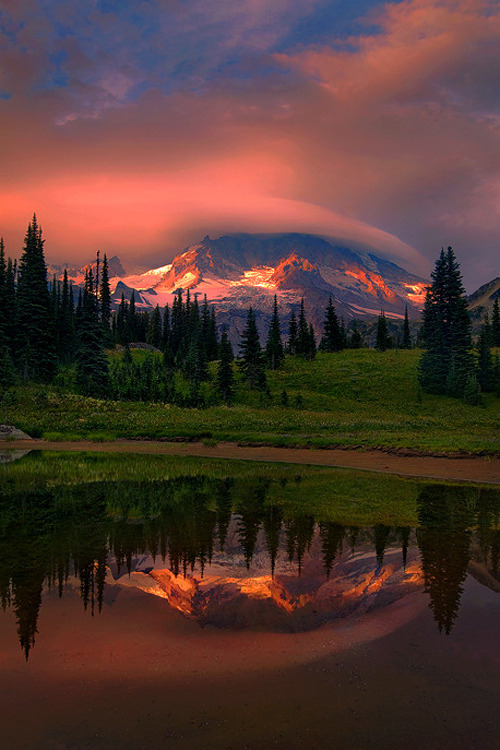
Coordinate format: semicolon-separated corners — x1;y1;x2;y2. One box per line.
417;485;476;634
3;473;500;657
235;478;269;569
396;527;411;570
284;514;315;575
318;523;344;578
262;504;283;576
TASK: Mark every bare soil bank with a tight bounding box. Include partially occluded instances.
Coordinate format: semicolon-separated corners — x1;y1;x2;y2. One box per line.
5;439;500;484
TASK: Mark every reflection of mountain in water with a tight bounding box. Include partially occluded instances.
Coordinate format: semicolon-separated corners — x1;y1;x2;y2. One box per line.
1;474;500;658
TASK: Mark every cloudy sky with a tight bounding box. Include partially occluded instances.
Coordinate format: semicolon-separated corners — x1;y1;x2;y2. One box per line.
1;0;500;288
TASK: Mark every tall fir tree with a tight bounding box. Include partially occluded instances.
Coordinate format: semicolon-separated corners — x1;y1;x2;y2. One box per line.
217;327;235;404
58;269;75;363
15;215;57;382
307;322;317;361
0;238;8;347
265;295;284;370
375;311;390;352
99;253;112;341
0;239;16;390
296;299;309;356
147;305;163;348
402;305;412;349
418;247;472;396
75;269;109;397
5;257;16;354
239;307;266;390
492;297;500;348
477;313;495;392
287;310;298;354
320;297;343;352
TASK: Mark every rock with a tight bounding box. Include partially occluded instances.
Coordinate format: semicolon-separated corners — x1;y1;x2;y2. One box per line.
0;424;33;440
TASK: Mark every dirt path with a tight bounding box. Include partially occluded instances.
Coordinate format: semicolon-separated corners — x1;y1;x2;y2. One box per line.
4;439;500;484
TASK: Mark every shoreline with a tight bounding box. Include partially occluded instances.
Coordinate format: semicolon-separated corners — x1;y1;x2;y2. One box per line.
4;438;500;484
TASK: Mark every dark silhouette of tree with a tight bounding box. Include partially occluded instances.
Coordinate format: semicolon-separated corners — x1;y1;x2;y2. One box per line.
235;480;268;569
296;299;309;356
15;215;56;382
263;504;283;575
492;297;500;348
75;269;109;397
477;313;495;392
319;522;344;577
396;526;411;569
373;524;391;567
217;327;235;403
418;247;472;396
266;295;284;370
284;513;315;575
402;306;412;349
147;305;163;348
287;310;298;354
99;253;112;341
239;307;266;390
320;297;343;352
416;484;475;634
349;321;363;349
375;312;390;352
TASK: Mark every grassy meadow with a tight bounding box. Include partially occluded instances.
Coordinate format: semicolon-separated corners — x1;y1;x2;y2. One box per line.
0;449;489;527
5;348;500;454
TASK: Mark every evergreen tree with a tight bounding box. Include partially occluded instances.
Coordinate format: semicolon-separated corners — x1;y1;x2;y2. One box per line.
477;313;495;392
5;257;16;353
0;240;16;392
75;269;109;397
58;270;75;363
402;305;412;349
375;311;390;351
320;297;343;352
99;254;111;337
126;291;138;342
349;321;363;349
147;305;163;349
492;297;500;348
307;322;316;360
287;310;298;354
463;372;482;405
296;299;309;356
116;293;127;343
239;307;266;390
265;295;284;370
15;215;57;382
216;327;235;404
0;238;9;349
418;247;472;396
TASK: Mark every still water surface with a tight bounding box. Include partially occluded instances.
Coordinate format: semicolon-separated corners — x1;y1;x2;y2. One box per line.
1;451;499;749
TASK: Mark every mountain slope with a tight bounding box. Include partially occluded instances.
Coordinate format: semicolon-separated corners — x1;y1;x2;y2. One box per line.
116;233;428;324
468;277;500;320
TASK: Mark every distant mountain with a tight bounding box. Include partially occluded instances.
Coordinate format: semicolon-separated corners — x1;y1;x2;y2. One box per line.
47;255;127;286
47;233;429;336
468;277;500;321
115;233;428;331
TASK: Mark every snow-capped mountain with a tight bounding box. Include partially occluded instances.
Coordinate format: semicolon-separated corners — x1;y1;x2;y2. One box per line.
49;233;429;332
115;233;427;321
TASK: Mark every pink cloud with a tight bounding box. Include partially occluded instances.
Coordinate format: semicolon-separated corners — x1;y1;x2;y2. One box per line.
1;0;500;288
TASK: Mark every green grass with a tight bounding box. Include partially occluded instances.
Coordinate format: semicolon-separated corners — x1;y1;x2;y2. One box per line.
6;349;500;454
1;449;486;527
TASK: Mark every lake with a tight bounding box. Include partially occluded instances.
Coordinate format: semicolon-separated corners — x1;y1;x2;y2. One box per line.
1;450;499;749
